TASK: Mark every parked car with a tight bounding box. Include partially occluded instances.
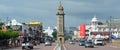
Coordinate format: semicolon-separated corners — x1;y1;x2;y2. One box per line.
22;41;34;49
85;41;94;48
93;38;104;46
32;40;37;46
69;40;75;45
45;40;52;46
79;40;85;46
40;38;45;43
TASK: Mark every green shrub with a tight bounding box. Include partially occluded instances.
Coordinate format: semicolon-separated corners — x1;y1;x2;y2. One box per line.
0;30;19;40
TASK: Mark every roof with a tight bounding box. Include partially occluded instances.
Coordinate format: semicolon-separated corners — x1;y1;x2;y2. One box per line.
91;15;98;22
29;21;42;25
5;19;22;26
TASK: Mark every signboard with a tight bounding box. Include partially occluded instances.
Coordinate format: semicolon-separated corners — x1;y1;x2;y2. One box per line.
79;24;86;38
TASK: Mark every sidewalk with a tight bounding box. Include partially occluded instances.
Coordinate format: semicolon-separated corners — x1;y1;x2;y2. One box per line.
0;46;6;50
0;44;21;50
107;40;120;48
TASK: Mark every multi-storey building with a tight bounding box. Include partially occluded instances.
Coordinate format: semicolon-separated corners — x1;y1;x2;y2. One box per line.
86;16;120;39
22;21;43;39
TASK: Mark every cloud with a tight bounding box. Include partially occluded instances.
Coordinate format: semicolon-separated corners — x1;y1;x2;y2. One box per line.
0;0;120;28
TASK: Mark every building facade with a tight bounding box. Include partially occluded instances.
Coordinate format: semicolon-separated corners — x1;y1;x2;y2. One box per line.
75;16;120;40
21;21;43;40
86;16;120;39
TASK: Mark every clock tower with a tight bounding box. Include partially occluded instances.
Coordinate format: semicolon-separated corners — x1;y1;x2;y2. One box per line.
56;3;65;43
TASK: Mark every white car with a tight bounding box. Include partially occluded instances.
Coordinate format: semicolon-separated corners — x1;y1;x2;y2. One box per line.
69;40;75;45
22;41;34;49
93;39;104;46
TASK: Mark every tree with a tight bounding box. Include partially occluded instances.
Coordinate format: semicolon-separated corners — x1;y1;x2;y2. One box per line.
0;22;4;29
0;22;4;26
65;35;72;40
0;30;19;40
0;31;5;40
52;31;57;40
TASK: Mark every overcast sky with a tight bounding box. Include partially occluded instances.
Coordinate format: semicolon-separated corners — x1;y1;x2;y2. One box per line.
0;0;120;28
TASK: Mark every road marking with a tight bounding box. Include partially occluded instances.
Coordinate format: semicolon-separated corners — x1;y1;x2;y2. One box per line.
63;44;67;50
53;43;58;50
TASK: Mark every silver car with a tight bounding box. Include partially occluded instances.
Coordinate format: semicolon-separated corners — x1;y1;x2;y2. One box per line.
85;41;94;48
79;41;85;46
45;41;52;46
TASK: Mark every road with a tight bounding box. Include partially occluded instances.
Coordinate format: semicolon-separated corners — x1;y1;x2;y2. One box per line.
64;43;120;50
4;42;120;50
5;43;57;50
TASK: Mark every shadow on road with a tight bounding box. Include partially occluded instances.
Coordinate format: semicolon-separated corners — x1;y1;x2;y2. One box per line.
93;47;99;48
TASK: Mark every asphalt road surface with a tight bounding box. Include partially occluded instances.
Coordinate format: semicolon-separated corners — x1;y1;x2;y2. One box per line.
4;43;120;50
5;43;56;50
64;43;120;50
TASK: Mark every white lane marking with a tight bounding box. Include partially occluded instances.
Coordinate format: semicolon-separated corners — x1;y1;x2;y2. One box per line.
63;44;67;50
53;43;59;50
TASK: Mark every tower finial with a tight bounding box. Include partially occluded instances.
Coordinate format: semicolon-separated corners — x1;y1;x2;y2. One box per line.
59;0;62;5
58;0;63;10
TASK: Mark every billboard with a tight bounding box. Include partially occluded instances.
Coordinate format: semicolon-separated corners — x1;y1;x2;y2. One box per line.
79;24;86;38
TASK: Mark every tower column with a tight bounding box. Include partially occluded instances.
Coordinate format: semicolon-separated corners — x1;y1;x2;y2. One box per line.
56;3;65;43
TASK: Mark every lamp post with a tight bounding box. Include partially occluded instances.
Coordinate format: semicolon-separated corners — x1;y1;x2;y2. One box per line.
10;20;12;29
109;16;112;43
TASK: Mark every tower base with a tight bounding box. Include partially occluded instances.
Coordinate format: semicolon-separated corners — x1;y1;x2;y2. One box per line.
57;37;64;43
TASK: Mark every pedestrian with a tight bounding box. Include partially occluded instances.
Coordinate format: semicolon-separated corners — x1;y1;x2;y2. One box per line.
15;40;18;47
9;39;12;48
17;40;20;46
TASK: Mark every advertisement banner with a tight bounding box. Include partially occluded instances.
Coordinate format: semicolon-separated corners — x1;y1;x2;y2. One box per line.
80;24;86;38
